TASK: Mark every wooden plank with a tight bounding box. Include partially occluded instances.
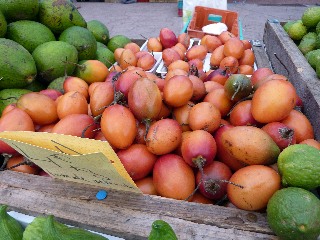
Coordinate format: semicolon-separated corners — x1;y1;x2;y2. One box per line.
263;20;320;140
0;171;277;239
251;40;273;69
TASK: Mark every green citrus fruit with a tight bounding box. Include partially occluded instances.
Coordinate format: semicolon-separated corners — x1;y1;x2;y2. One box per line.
267;187;320;240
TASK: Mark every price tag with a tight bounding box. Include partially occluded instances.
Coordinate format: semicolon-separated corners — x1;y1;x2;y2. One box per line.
0;131;141;194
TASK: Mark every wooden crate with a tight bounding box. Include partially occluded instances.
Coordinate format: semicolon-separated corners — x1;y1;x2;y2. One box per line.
2;33;310;240
0;39;280;240
263;20;320;140
1;21;319;239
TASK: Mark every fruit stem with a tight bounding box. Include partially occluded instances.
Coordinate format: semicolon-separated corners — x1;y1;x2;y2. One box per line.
192;156;207;170
143;118;152;142
113;91;126;105
278;127;295;145
183;156;207;201
220;179;244;189
226;93;253;117
221;68;229;77
81;115;101;138
201;178;244;202
184;177;204;202
62;59;86;71
231;82;241;101
225;66;236;75
189;64;199;77
81;124;93;138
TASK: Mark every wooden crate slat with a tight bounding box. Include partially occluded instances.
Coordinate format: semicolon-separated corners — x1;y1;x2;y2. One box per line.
252;42;273;69
0;171;277;239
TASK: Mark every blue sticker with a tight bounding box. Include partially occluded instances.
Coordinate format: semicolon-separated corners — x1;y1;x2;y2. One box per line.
96;190;108;200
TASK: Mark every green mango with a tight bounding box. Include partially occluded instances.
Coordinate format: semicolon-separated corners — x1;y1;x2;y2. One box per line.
6;20;56;53
38;0;86;35
0;10;7;37
0;205;24;240
0;88;32;116
0;38;37;89
23;215;108;240
0;0;39;22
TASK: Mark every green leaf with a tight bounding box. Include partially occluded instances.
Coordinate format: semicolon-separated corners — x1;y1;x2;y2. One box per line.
23;215;108;240
148;220;178;240
0;205;24;240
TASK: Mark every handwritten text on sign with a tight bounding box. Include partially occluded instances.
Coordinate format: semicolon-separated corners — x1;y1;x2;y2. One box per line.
0;131;141;193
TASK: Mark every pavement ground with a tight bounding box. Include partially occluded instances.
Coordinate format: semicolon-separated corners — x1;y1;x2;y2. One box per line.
77;2;316;41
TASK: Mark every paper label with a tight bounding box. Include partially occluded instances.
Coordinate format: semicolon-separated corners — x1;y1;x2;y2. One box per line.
0;131;141;193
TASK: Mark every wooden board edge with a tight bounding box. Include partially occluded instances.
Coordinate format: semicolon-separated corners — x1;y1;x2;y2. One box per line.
0;185;277;240
0;171;276;238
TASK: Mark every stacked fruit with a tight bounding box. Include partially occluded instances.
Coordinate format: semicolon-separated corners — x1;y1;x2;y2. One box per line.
0;0;134;114
283;6;320;78
1;23;320;239
0;1;319;240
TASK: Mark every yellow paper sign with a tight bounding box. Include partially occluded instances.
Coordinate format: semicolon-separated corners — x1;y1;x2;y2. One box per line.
0;131;141;193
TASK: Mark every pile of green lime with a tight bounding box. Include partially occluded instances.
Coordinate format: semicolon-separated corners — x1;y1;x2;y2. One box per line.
267;144;320;240
283;6;320;78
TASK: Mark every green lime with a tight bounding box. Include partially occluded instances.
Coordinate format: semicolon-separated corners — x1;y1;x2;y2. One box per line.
298;32;317;55
267;187;320;240
306;49;320;70
107;35;131;52
316;21;320;35
316;61;320;79
288;21;307;41
283;20;295;33
277;144;320;190
301;6;320;29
